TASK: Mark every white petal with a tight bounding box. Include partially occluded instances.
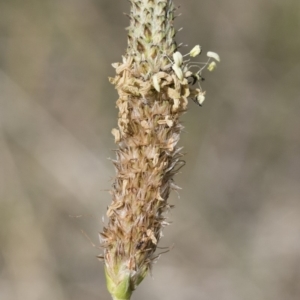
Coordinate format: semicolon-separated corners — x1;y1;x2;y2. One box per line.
111;62;120;68
111;128;120;142
152;74;160;92
190;45;201;57
197;94;205;105
172;64;184;80
207;51;220;62
173;51;183;66
207;61;217;71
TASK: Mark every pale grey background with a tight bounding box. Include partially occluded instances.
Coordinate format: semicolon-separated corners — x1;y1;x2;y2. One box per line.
1;0;300;299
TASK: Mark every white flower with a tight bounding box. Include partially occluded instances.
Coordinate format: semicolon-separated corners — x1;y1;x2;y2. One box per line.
172;64;184;80
207;51;220;62
173;51;183;67
197;93;205;106
190;45;201;57
207;61;217;71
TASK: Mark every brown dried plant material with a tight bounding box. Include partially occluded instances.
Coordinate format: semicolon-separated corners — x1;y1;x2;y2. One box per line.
100;1;219;299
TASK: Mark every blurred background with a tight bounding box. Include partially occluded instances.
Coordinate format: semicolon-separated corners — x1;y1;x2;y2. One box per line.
1;0;300;299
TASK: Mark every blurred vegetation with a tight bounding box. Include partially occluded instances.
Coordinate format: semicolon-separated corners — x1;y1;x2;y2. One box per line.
0;0;300;300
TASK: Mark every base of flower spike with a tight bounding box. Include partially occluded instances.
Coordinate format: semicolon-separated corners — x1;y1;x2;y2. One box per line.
105;266;132;300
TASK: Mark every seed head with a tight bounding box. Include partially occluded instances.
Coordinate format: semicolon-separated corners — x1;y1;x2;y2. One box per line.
101;1;220;299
